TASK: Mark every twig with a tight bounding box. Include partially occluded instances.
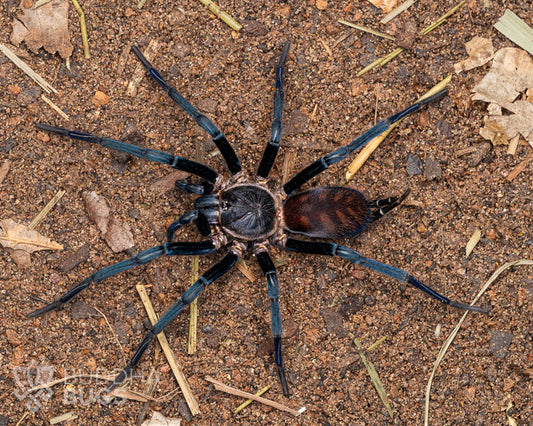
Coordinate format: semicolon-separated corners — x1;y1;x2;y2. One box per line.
28;373;115;392
380;0;417;24
198;0;242;31
50;412;78;424
136;284;200;416
0;43;57;94
338;20;395;41
353;337;393;418
41;94;69;120
236;259;256;283
137;0;148;9
234;383;272;414
506;151;533;182
15;412;29;426
70;0;90;59
205;376;305;416
357;1;466;76
424;259;533;426
92;305;127;363
346;75;451;181
28;190;66;230
187;256;199;354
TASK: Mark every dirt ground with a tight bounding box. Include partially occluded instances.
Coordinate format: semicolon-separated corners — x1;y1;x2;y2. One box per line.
1;0;532;424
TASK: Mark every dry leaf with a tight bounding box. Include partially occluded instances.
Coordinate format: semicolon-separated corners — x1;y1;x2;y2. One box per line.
454;36;494;73
82;191;134;253
0;218;63;253
141;412;181;426
472;48;533;147
11;0;73;58
368;0;397;13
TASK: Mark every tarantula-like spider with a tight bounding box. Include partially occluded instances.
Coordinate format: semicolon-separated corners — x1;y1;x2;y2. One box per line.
29;42;487;397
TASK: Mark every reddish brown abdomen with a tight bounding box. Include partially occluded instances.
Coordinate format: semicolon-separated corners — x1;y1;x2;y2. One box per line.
282;187;370;239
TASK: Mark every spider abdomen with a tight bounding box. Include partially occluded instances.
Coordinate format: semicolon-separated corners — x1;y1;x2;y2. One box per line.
220;184;277;240
282;187;370;239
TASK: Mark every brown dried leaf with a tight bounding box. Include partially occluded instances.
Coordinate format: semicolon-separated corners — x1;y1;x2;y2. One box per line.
454;36;494;73
0;218;63;253
11;0;73;59
82;191;134;253
368;0;397;13
472;48;533;147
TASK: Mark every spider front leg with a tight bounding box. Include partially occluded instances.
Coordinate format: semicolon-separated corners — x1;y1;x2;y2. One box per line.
284;238;488;313
255;248;289;396
35;124;218;184
257;41;290;179
283;89;448;195
106;248;240;392
131;45;242;177
27;241;216;318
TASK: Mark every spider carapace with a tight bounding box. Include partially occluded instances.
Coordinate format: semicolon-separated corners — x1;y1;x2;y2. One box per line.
29;41;488;398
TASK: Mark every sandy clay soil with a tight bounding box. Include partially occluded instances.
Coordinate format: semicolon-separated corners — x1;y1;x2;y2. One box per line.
1;0;532;424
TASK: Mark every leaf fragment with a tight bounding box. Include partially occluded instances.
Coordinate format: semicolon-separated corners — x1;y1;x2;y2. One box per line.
465;229;481;257
0;218;63;253
11;0;74;58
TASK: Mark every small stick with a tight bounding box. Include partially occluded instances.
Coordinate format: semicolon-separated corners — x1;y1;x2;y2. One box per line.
93;306;126;363
15;412;29;426
41;94;70;120
50;412;78;424
198;0;242;31
354;337;393;418
187;256;200;355
70;0;90;59
234;383;272;414
338;20;395;41
205;376;305;416
380;0;417;24
137;0;148;9
506;151;533;182
424;259;533;426
346;75;451;181
28;373;115;392
357;1;466;76
136;284;200;415
236;259;256;283
28;190;66;230
0;43;57;94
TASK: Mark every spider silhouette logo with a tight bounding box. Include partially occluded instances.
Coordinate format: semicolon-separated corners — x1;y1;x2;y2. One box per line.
30;41;488;397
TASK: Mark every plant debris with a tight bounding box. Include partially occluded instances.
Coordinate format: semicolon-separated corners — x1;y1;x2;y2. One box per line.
82;191;134;253
11;0;73;58
141;411;181;426
0;218;63;253
472;48;533;148
453;36;494;73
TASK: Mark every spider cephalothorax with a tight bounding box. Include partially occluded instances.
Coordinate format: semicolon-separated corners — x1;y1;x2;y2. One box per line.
29;41;487;399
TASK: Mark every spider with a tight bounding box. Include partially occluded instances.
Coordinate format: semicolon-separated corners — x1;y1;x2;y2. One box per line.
29;41;488;397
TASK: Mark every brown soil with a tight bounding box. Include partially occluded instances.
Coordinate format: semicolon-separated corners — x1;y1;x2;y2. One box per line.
1;1;532;425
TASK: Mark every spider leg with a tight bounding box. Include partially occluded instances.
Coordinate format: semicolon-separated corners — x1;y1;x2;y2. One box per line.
106;249;239;392
167;210;199;242
255;248;289;396
27;241;216;318
131;45;242;176
370;188;410;222
35;124;218;184
283;89;448;195
257;41;290;179
284;238;488;313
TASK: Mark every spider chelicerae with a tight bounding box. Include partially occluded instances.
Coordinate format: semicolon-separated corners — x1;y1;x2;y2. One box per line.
29;41;487;397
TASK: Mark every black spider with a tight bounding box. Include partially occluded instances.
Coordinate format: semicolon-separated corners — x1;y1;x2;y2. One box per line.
29;42;487;397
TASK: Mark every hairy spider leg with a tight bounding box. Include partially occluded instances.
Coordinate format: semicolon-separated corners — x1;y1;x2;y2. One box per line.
167;210;200;242
27;241;217;318
106;250;239;392
256;249;289;396
130;45;242;176
34;123;218;183
369;188;411;222
257;41;290;179
284;239;488;314
283;89;449;196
